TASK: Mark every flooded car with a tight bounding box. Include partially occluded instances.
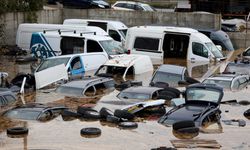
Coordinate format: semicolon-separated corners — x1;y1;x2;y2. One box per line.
158;83;223;127
224;61;250;75
2;103;66;121
56;76;115;97
202;73;249;91
117;86;163;102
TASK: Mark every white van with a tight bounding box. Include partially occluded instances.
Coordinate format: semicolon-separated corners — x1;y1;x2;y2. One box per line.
30;31;125;59
35;53;109;89
63;19;128;43
125;26;225;64
16;23;108;51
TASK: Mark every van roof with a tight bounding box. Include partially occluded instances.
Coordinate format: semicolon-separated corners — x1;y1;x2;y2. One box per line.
129;26;199;34
63;19;128;30
39;31;113;41
103;54;149;67
18;23;108;36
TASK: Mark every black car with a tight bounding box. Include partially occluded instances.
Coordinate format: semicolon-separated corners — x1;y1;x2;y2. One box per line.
158;83;223;127
62;0;110;9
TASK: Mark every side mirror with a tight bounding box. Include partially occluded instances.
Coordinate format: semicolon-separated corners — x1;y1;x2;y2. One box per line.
216;45;222;51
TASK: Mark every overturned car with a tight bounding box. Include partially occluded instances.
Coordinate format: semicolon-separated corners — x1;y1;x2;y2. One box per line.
158;83;223;127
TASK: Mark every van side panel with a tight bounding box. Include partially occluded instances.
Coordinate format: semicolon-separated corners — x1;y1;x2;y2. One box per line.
81;53;109;72
30;33;57;59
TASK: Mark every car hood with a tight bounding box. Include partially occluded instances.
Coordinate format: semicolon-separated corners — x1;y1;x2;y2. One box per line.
158;103;215;126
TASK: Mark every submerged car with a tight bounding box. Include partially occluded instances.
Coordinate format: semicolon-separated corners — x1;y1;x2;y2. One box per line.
158;83;223;127
112;1;155;11
117;86;163;102
3;103;66;121
224;61;250;76
150;64;199;87
56;76;115;97
202;73;249;91
95;54;153;81
0;89;17;114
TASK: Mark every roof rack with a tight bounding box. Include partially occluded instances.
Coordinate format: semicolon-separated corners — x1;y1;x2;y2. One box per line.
42;29;96;36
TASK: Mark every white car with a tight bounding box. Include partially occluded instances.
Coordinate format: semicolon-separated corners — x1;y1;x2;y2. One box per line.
112;1;155;11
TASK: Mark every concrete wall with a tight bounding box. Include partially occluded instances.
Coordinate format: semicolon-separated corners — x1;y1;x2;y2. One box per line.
0;8;62;45
63;9;221;30
227;32;250;49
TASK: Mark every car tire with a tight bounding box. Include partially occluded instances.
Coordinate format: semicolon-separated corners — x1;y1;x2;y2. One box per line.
7;127;28;135
62;109;81;118
172;120;195;131
81;110;101;120
106;115;120;123
80;127;101;136
142;105;166;115
118;122;138;129
77;106;97;115
244;109;250;119
158;91;177;100
99;107;113;119
163;87;181;98
114;109;135;120
185;77;200;84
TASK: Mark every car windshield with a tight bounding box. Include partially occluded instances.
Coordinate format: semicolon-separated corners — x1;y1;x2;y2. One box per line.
118;92;150;100
186;87;221;103
56;86;83;97
4;109;41;120
142;5;155;11
99;40;125;55
203;79;231;89
36;57;70;72
152;72;182;87
205;42;224;58
119;29;127;38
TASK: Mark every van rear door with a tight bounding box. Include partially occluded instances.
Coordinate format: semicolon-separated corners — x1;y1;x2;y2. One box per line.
132;37;163;64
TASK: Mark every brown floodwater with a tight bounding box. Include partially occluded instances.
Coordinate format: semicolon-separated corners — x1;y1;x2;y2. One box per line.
0;53;250;150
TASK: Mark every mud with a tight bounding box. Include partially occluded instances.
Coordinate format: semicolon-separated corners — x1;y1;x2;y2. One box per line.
0;53;250;149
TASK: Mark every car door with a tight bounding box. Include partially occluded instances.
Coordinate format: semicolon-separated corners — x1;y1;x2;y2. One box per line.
132;37;163;64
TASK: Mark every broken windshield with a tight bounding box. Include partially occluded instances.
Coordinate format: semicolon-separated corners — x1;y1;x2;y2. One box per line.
36;57;70;72
99;40;125;55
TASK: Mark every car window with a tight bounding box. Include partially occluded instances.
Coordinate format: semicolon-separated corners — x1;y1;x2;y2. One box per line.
203;79;231;89
152;71;182;87
3;95;16;104
99;40;125;55
84;86;96;96
118;92;150;100
186;87;221;103
135;5;143;10
232;80;240;90
126;4;135;9
61;37;84;55
115;3;126;8
0;96;6;106
4;109;41;120
109;30;121;42
134;37;160;52
36;57;70;72
238;77;248;89
70;57;82;70
87;40;103;53
192;42;208;58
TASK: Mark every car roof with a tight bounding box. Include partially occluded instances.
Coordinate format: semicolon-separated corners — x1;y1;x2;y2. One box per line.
129;26;199;34
157;64;186;75
58;76;113;89
121;86;163;94
102;54;149;67
205;74;240;81
188;83;223;91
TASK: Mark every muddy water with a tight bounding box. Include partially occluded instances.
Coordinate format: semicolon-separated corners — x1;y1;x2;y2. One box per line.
0;54;250;150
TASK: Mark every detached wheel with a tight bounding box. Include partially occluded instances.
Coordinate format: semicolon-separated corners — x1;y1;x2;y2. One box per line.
81;110;101;120
80;127;101;138
99;107;113;119
7;127;28;135
118;122;138;129
114;109;135;120
77;106;97;115
244;109;250;119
